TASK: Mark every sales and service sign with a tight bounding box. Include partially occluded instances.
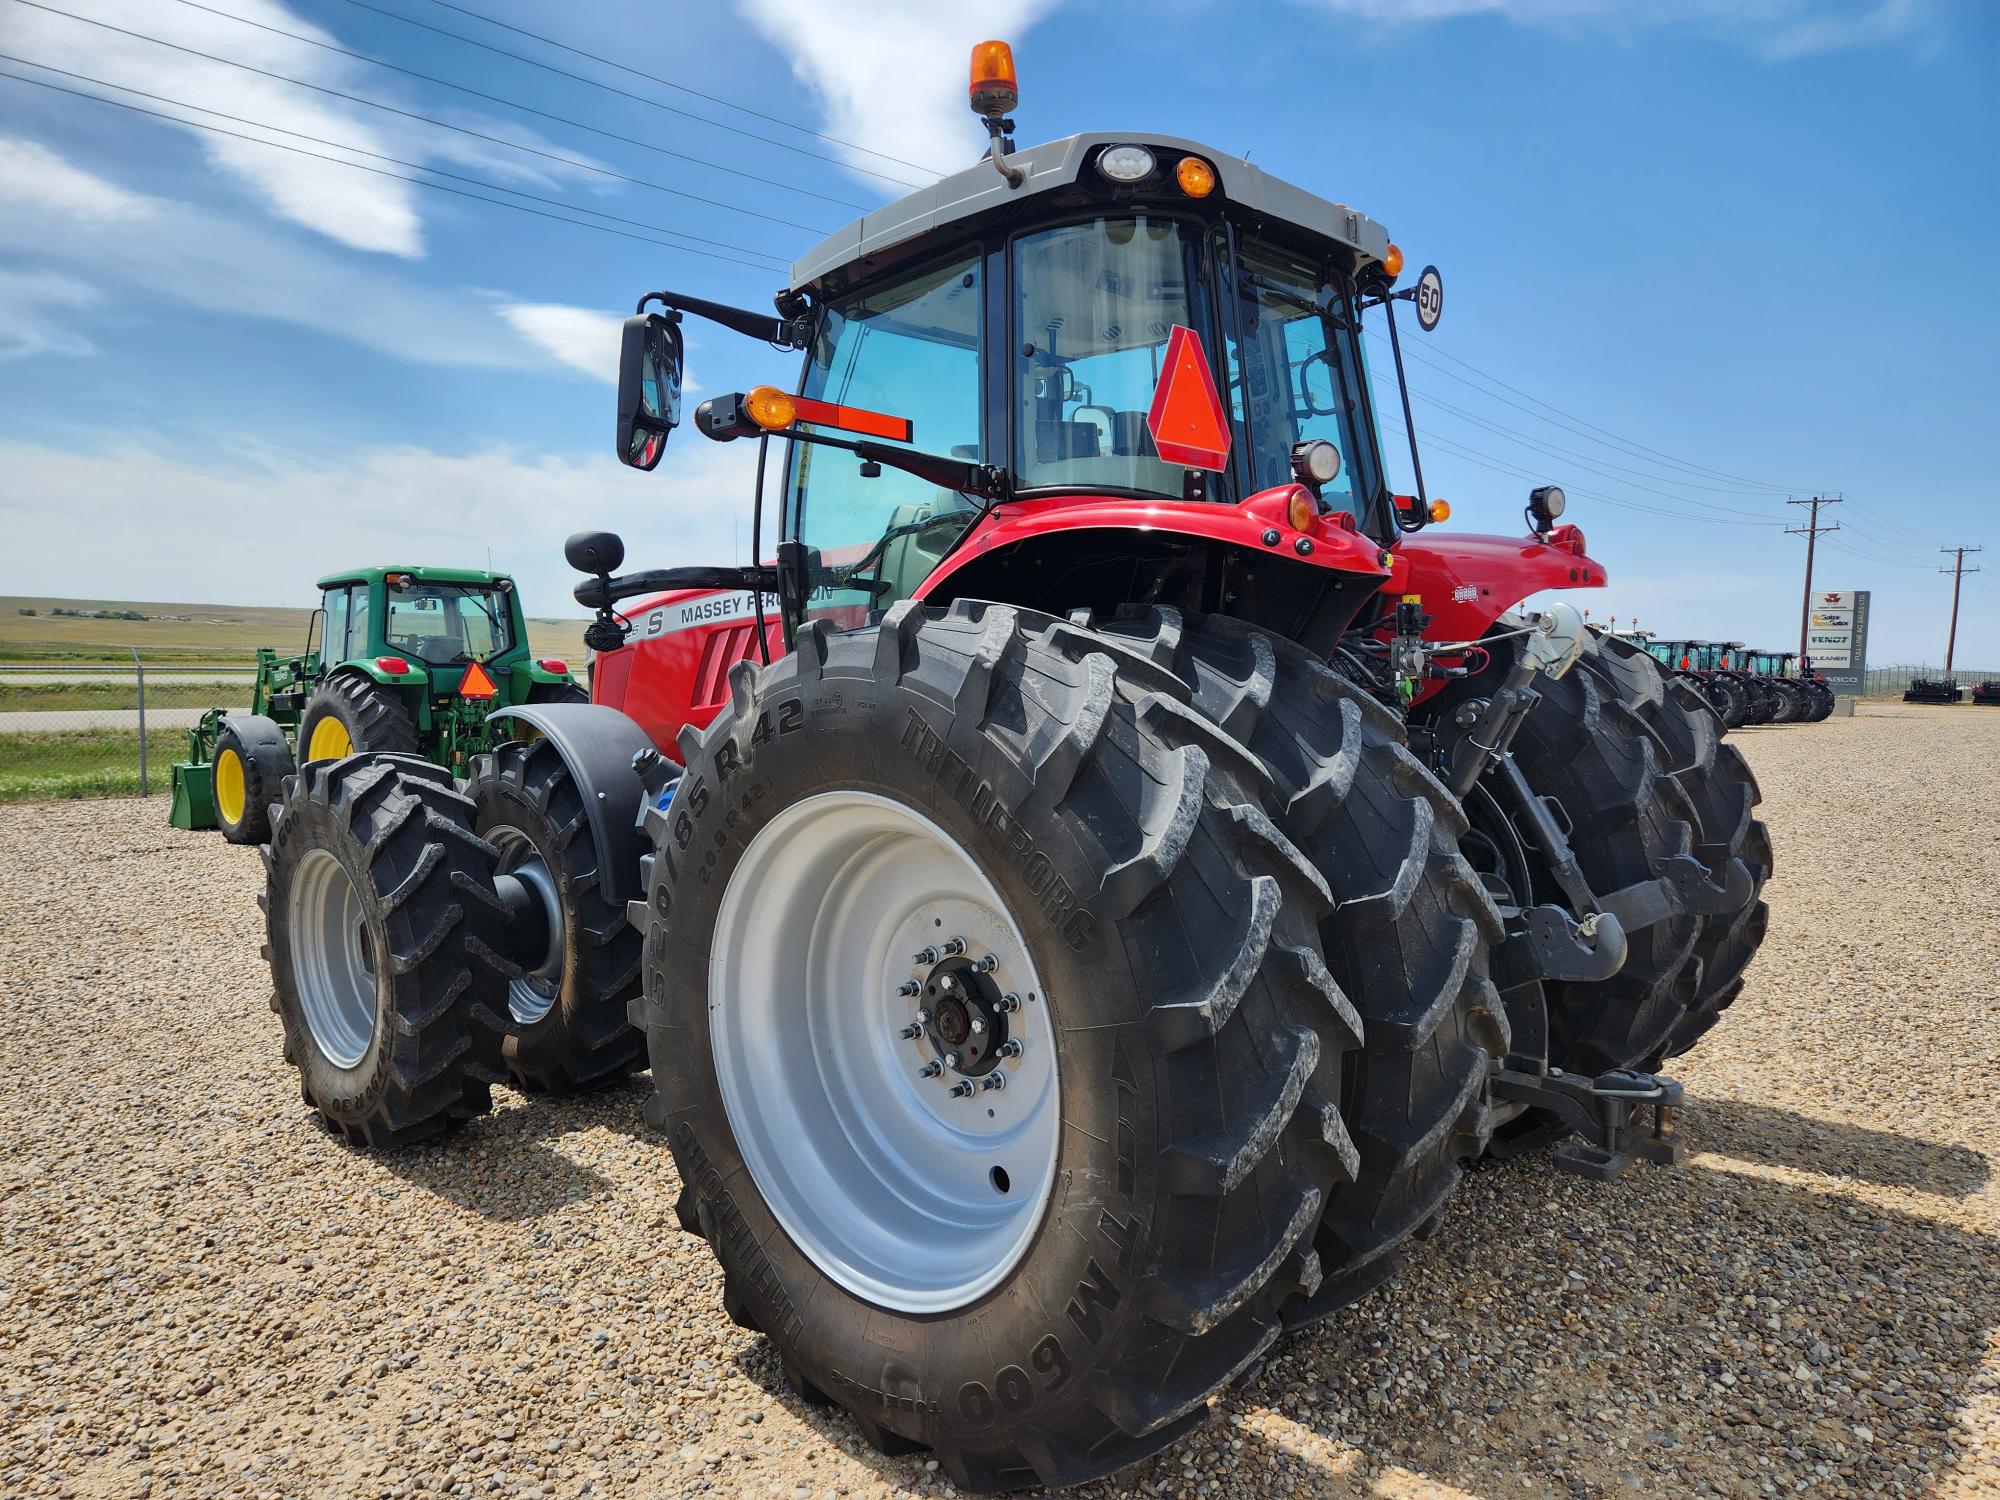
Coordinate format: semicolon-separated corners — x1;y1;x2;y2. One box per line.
1806;589;1870;692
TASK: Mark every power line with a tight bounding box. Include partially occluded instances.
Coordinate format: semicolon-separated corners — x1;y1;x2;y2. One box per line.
4;0;830;234
0;68;789;271
159;0;873;207
1785;496;1840;662
1817;536;1933;570
405;0;947;177
0;53;791;267
326;0;926;189
1373;328;1820;495
9;0;860;215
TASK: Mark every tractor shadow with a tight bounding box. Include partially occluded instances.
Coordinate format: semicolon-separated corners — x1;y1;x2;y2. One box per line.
368;1073;657;1222
718;1095;1998;1499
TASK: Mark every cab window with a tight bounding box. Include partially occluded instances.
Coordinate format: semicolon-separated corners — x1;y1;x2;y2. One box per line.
790;252;983;624
321;587;351;664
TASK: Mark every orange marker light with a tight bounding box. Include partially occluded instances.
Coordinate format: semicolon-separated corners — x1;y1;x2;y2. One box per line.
1176;156;1216;198
1287;486;1317;532
1381;244;1405;280
968;40;1018;116
745;386;797;430
1428;498;1451;523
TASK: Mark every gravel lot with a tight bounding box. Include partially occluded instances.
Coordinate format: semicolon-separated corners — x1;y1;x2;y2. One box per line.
3;702;1995;1499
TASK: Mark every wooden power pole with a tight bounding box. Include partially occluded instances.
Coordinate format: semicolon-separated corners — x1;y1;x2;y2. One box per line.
1786;496;1841;662
1939;545;1983;673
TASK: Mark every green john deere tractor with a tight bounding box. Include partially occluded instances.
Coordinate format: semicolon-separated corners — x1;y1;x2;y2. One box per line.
170;566;583;843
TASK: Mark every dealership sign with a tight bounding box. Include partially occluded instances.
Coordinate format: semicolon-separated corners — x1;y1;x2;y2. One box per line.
1806;589;1870;692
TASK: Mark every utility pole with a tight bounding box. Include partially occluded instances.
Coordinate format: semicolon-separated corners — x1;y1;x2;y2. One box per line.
1939;545;1983;673
1786;496;1841;662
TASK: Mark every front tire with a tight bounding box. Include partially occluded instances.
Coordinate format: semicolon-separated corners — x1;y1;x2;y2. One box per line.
466;739;646;1094
262;755;500;1147
214;714;294;845
635;602;1360;1491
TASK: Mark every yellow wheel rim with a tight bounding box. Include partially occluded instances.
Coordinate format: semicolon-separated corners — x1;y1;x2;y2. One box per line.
214;747;247;826
308;715;354;761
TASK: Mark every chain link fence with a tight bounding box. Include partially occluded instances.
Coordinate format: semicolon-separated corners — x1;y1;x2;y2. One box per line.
1860;663;2000;698
0;653;252;804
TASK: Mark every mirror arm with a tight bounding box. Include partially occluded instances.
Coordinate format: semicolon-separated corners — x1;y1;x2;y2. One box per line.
574;566;776;612
777;426;1011;501
1377;294;1430;531
635;289;810;349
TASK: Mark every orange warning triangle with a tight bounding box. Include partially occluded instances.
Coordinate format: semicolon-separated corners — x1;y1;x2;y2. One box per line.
1146;325;1231;471
460;660;498;699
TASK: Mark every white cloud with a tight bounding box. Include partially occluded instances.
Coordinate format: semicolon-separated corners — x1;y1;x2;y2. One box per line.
1291;0;1943;57
0;268;102;360
0;434;763;607
498;303;624;383
0;137;571;371
734;0;1063;183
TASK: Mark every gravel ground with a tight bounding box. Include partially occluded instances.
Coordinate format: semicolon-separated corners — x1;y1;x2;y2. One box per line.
2;701;1995;1500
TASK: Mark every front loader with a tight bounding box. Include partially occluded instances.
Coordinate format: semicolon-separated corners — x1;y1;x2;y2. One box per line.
258;44;1767;1491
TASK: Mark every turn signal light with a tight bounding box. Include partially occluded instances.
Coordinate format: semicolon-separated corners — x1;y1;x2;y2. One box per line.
969;40;1018;116
1428;498;1451;523
1176;156;1216;198
745;386;797;430
539;658;567;674
375;656;410;676
1286;486;1317;533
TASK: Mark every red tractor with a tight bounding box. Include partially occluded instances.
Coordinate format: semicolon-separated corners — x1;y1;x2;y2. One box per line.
260;45;1767;1492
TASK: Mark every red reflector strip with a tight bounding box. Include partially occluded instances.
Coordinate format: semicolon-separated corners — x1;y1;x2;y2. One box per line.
790;394;913;443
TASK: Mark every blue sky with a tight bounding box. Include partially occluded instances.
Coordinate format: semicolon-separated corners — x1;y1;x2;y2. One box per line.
0;0;1993;664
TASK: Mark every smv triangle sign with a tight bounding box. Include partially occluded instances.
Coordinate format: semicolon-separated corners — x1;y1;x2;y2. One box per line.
1146;325;1231;472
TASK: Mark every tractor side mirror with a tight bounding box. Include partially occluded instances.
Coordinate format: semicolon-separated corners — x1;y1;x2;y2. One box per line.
615;313;684;471
566;531;625;575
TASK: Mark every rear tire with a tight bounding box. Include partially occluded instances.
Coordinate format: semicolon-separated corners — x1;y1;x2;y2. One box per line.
298;672;419;762
214;714;294;845
262;754;500;1147
635;601;1360;1491
466;739;646;1094
1094;609;1509;1321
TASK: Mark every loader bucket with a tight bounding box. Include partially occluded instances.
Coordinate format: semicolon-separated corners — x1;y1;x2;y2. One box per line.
170;759;217;830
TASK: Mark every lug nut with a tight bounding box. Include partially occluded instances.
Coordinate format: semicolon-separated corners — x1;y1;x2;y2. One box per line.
898;980;921;997
973;953;999;972
996;992;1022;1013
899;1023;923;1040
969;1016;987;1035
995;1039;1024;1060
941;936;967;956
949;1079;976;1099
943;1051;961;1070
918;1060;943;1078
913;946;940;966
981;1073;1006;1092
938;974;958;993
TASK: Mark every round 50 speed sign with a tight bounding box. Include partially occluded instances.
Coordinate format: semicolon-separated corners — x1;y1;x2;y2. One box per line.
1414;265;1444;332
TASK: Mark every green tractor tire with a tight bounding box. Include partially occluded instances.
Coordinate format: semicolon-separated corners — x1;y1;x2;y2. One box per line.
298;672;419;763
213;715;295;846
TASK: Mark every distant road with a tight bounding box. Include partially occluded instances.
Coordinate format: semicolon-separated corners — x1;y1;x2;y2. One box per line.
0;708;209;732
0;671;252;685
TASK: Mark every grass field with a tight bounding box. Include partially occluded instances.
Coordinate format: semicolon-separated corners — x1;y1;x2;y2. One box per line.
0;595;588;667
0;730;150;802
0;681;248;713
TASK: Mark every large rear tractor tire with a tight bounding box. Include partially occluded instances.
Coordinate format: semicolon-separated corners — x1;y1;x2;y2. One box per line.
298;672;420;763
262;755;502;1147
213;714;294;845
1095;609;1508;1321
1479;630;1706;1075
466;739;646;1094
634;601;1361;1491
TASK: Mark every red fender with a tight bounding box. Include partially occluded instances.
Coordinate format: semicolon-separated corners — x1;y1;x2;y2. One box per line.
588;587;782;762
916;484;1391;597
1388;523;1605;641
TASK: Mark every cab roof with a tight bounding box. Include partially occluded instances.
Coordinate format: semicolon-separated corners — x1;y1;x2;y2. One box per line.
314;565;512;589
791;131;1394;293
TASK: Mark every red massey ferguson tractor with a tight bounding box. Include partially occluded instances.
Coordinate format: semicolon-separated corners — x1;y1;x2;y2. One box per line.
260;46;1769;1492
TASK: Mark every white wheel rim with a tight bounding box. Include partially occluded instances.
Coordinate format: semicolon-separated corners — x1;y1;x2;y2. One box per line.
709;791;1059;1314
289;847;378;1070
489;824;563;1026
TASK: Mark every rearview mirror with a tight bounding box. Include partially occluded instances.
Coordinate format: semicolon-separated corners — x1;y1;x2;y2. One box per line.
616;313;684;471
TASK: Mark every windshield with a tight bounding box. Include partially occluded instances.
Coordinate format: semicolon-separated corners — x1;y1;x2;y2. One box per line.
1226;239;1384;530
383;582;514;666
790;252;984;625
1012;217;1203;497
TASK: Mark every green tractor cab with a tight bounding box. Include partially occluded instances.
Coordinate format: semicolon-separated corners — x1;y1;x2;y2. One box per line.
171;566;582;842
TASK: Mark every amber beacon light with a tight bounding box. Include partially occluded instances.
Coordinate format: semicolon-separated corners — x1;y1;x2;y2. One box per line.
969;41;1018;117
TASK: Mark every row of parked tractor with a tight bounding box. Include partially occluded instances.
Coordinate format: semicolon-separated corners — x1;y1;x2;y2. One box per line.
1904;676;2000;705
1618;635;1836;726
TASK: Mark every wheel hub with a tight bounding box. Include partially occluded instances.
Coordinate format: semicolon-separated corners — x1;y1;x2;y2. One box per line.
918;957;1009;1076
